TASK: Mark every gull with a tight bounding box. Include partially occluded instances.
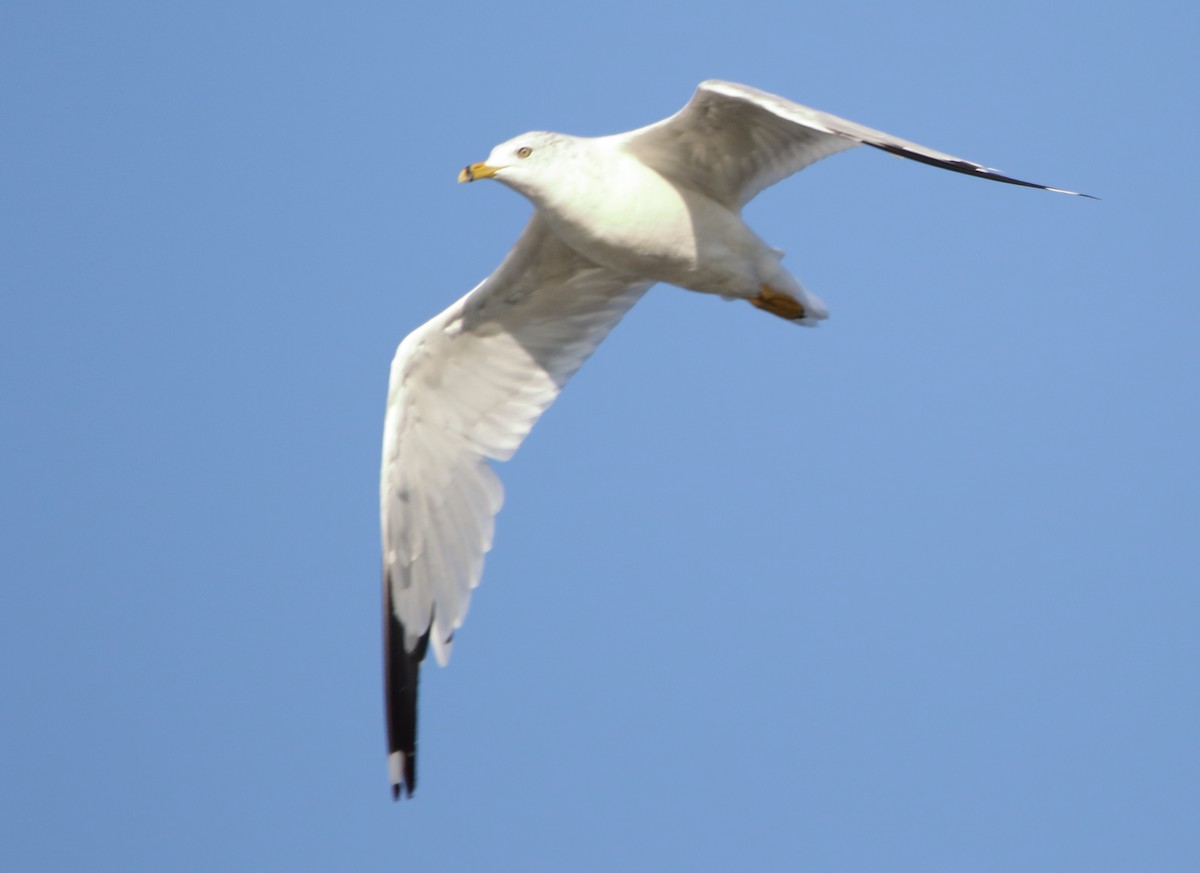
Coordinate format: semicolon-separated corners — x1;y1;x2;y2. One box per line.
380;79;1089;799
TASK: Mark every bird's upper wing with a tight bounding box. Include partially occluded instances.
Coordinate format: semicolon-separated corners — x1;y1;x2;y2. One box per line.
380;213;651;794
622;79;1090;209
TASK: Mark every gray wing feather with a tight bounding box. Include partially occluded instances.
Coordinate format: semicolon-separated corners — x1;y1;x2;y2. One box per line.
624;79;1092;208
380;216;650;797
381;215;651;665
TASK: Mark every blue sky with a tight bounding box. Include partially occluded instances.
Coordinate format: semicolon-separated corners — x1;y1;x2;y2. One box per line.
2;1;1197;870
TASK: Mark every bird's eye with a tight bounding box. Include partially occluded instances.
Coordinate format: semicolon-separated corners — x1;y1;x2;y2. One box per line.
516;146;532;159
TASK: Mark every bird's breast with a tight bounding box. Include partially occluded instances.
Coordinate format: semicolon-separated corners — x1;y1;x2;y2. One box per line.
539;160;704;278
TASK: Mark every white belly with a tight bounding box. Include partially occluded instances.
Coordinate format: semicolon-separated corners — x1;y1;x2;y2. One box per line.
540;154;766;297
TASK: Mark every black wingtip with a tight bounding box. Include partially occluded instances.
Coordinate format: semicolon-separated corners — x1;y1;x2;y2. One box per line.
384;569;431;803
866;140;1095;199
1043;185;1101;200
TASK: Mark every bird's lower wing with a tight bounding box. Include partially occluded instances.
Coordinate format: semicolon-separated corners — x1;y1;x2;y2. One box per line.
624;79;1091;208
380;215;652;797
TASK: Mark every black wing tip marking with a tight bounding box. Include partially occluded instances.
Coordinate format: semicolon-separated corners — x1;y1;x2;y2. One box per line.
866;141;1096;199
384;570;430;802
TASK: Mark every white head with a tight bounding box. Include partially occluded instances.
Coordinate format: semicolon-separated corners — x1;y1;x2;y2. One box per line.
458;131;581;201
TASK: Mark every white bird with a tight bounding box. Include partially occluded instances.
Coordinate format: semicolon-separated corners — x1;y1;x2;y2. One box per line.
380;79;1089;799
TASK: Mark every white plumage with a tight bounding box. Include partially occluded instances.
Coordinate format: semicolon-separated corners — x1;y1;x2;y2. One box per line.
380;80;1088;799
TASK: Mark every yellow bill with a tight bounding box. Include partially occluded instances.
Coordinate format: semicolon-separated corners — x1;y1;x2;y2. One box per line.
458;163;498;183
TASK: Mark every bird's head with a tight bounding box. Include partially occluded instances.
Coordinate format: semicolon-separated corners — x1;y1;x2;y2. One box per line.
458;131;577;200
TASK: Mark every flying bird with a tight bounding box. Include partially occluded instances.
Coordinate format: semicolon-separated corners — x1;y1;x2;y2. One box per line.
379;79;1089;799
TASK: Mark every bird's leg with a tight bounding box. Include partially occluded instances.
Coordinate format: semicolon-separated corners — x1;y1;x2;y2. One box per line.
749;284;807;321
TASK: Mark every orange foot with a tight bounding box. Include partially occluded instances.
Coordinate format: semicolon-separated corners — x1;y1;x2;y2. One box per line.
749;284;807;321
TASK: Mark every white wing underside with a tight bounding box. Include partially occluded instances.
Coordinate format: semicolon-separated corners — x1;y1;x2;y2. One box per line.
622;80;1088;208
381;215;651;664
